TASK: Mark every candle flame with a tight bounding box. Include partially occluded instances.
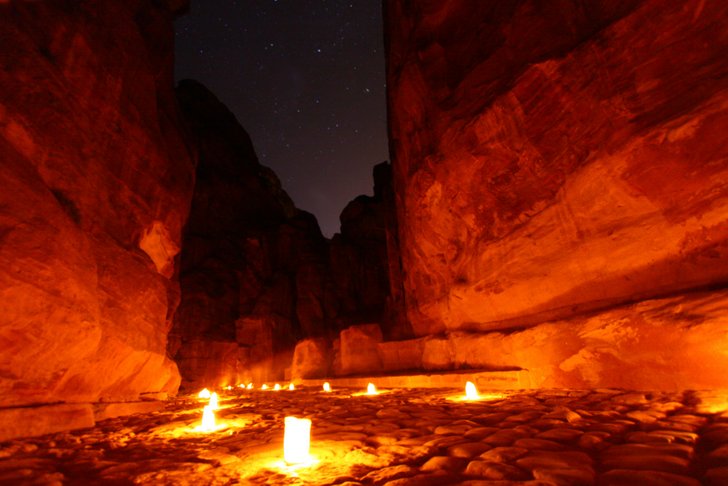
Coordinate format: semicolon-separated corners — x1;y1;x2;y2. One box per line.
288;383;295;391
200;405;216;432
274;383;282;391
198;388;211;399
367;382;377;395
465;381;479;400
224;385;233;391
284;416;311;465
247;383;253;389
261;384;268;390
323;382;331;392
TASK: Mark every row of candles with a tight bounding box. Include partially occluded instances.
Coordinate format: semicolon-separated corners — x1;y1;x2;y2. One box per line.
194;380;487;466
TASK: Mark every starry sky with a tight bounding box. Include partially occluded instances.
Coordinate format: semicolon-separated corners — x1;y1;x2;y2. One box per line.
174;0;389;237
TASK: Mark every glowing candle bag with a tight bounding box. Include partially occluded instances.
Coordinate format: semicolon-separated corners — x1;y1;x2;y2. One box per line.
200;405;216;432
465;381;479;400
284;416;311;464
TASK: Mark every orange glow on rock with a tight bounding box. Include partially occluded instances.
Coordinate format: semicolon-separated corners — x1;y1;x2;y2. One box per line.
284;416;311;465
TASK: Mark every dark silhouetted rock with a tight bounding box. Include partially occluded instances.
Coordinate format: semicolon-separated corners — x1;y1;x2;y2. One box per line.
329;162;394;330
171;81;396;387
171;81;347;388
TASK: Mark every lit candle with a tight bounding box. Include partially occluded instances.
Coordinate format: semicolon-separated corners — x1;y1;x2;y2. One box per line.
288;383;295;391
198;388;211;399
323;382;331;392
209;392;220;410
261;384;268;390
247;383;253;390
366;382;377;395
200;405;216;432
465;381;479;400
224;385;233;391
284;416;311;464
274;383;282;391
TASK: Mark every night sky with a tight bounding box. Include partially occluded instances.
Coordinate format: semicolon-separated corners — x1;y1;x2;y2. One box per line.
174;0;389;237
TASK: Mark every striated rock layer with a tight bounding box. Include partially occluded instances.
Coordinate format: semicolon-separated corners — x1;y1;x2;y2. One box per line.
0;1;194;411
385;0;728;387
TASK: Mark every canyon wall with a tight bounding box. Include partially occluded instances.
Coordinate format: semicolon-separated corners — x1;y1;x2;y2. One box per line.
170;81;394;388
385;0;728;388
0;0;194;418
170;79;325;388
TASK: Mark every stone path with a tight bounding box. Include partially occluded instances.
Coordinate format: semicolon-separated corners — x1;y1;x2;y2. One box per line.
1;387;728;485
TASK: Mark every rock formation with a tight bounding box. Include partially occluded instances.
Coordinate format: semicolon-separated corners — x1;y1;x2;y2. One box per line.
169;82;398;385
384;0;728;388
330;162;397;333
170;80;316;388
0;0;194;430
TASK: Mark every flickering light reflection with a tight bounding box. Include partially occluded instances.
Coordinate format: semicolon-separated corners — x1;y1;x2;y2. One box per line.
283;416;312;465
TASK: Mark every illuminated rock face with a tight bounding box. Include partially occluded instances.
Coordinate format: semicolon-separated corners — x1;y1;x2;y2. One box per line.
0;2;193;407
386;0;728;333
385;0;728;387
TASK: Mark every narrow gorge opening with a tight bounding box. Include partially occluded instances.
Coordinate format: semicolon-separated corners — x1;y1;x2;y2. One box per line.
1;1;727;484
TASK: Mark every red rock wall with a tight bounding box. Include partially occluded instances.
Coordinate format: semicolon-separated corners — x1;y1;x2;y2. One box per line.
0;1;194;407
386;0;728;335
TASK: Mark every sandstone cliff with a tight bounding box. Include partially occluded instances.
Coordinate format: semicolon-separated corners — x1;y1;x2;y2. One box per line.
384;0;728;388
0;1;195;408
386;0;728;333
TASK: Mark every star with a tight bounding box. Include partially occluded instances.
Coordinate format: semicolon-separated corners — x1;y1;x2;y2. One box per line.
174;0;388;237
